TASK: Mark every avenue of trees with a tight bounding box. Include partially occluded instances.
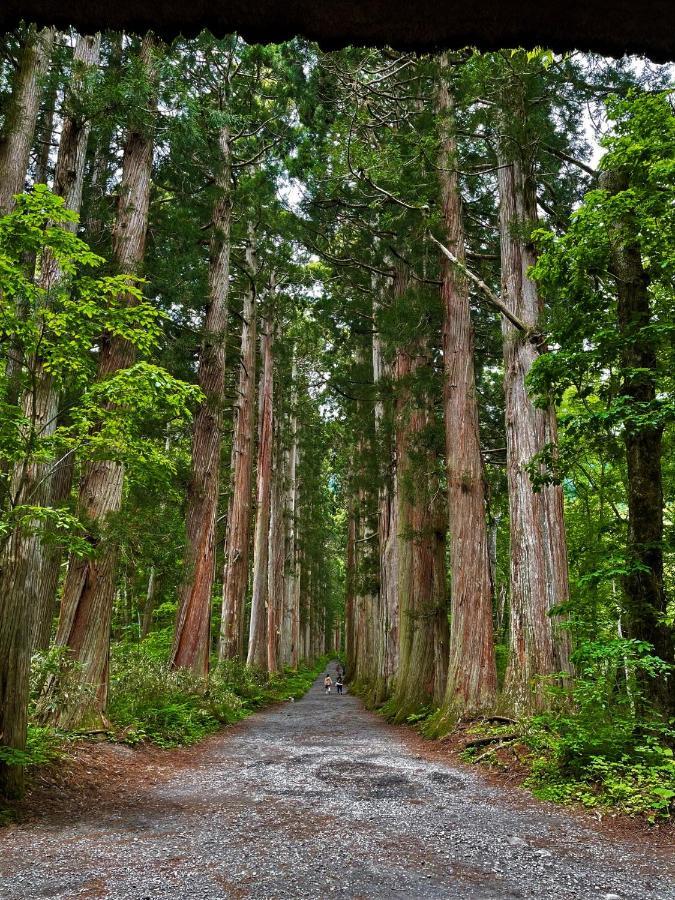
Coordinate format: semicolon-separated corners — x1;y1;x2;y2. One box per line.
0;26;673;813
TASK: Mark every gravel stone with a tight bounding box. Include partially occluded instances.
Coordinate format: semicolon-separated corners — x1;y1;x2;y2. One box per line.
0;664;672;899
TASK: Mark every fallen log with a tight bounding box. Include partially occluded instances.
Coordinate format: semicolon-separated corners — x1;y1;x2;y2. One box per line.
463;733;519;750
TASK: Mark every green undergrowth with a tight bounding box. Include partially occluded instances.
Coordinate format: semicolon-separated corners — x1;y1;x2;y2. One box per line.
471;641;675;821
107;634;328;746
365;638;675;822
14;633;327;763
458;715;675;822
0;726;63;770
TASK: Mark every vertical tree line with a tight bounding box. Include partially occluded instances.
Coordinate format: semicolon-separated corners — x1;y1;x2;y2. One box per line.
0;29;672;802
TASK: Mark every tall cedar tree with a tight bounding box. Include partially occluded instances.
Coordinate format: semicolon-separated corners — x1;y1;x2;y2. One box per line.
52;34;157;727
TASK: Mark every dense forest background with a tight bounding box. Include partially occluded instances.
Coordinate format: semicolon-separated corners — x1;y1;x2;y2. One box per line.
0;27;673;819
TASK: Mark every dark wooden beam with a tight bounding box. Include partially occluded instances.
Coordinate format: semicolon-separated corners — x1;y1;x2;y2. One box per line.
1;0;673;61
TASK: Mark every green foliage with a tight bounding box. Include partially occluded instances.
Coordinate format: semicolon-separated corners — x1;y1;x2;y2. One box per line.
30;646;96;722
107;637;243;746
533;636;670;757
517;638;672;819
104;635;327;747
0;726;62;768
0;187;203;557
529;91;675;446
526;738;675;820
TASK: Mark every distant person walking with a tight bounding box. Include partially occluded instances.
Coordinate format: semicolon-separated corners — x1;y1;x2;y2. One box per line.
336;674;344;695
324;674;333;694
336;662;344;678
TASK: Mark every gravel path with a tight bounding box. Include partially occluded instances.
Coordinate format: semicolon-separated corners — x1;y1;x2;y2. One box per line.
1;663;672;900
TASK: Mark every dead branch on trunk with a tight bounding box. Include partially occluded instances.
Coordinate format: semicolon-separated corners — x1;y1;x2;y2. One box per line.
428;232;537;338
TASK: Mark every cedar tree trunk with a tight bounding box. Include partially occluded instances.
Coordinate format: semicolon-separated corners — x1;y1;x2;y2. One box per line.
497;149;571;712
601;167;674;716
219;233;257;661
247;304;274;669
52;36;157;727
170;123;232;675
437;66;497;720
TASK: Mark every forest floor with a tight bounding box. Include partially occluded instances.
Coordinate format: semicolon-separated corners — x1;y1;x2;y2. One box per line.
0;662;673;900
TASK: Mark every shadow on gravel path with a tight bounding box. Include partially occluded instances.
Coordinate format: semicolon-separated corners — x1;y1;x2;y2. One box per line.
0;662;673;899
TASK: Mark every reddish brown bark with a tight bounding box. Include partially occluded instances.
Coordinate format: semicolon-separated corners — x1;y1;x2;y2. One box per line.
390;264;449;720
279;385;298;668
497;149;571;712
219;234;257;661
0;527;48;798
345;500;357;677
0;26;54;214
246;304;274;669
372;287;397;703
52;36;157;727
267;420;286;673
170;124;232;676
346;334;380;691
289;456;301;669
437;66;497;719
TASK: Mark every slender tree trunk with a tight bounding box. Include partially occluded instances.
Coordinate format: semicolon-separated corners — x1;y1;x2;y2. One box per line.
372;288;397;702
290;467;301;669
83;36;124;248
354;487;378;689
600;168;674;716
497;147;571;712
0;33;98;797
280;381;298;667
345;500;357;678
34;75;57;188
363;500;382;699
247;303;274;669
380;470;398;692
219;231;257;661
436;66;497;721
302;570;311;663
267;422;285;672
0;26;54;214
390;264;449;720
51;36;157;726
141;567;158;639
171;123;231;675
350;337;379;692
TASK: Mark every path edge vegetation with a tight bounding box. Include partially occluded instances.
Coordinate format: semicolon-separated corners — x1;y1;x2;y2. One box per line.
1;638;331;823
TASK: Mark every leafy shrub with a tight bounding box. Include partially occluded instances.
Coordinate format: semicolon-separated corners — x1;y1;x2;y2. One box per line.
30;646;95;723
0;726;62;768
522;637;675;819
107;637;244;746
105;634;326;747
526;740;675;819
22;631;327;753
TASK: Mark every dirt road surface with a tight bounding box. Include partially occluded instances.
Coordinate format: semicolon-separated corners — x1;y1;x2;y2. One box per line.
1;663;672;899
